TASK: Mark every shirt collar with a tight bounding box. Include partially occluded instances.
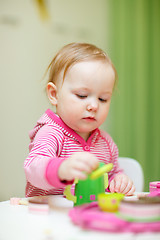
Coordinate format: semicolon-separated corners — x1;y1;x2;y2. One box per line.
46;109;99;146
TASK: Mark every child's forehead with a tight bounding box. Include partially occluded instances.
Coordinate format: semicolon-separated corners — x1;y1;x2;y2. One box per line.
72;59;108;67
56;59;115;91
62;61;115;90
66;60;110;76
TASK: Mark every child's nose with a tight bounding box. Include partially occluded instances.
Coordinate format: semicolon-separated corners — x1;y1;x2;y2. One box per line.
87;99;98;111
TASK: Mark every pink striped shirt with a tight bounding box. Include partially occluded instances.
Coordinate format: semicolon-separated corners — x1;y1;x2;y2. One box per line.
24;109;122;197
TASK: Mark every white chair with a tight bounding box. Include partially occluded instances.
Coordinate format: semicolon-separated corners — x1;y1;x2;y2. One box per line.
118;157;144;192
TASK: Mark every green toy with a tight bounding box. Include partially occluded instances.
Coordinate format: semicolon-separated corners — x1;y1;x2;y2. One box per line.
64;162;113;206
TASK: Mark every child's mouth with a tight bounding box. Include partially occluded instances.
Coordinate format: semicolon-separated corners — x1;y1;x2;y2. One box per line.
83;117;96;121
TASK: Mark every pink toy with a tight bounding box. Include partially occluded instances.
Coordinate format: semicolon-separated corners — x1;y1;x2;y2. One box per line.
148;191;160;197
69;201;160;233
119;197;160;222
150;181;160;193
10;197;21;205
10;197;28;205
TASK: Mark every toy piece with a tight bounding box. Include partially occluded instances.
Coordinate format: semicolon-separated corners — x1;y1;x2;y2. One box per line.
10;198;28;205
150;181;160;193
148;191;160;197
28;196;49;214
90;163;113;180
98;193;124;212
69;201;160;233
147;181;160;197
10;197;21;205
118;196;160;222
19;199;28;205
64;162;113;206
64;178;78;204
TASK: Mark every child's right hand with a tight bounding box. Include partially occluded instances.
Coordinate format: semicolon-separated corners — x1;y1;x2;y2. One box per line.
58;152;99;181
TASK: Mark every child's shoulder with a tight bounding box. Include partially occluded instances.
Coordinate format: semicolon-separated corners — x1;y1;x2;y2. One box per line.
99;130;118;154
29;111;65;142
99;129;113;141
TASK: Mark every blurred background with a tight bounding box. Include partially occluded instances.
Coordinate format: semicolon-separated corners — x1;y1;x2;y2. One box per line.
0;0;159;201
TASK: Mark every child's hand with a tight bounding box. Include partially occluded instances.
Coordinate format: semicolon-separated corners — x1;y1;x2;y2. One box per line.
109;174;135;196
58;152;99;181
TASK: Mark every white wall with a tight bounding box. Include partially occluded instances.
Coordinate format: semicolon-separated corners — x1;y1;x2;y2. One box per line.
0;0;108;201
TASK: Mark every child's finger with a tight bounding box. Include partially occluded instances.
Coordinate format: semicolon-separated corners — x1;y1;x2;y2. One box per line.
114;176;123;192
70;169;87;180
109;179;115;193
119;180;127;193
74;161;93;174
125;185;136;196
122;181;134;195
73;152;98;171
119;175;131;192
82;155;99;170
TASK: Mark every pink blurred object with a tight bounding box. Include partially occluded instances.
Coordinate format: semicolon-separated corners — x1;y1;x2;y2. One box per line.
69;202;160;233
150;181;160;193
10;197;21;205
148;191;160;197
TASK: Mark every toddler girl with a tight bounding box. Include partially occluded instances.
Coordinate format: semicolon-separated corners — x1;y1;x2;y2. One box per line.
24;42;135;197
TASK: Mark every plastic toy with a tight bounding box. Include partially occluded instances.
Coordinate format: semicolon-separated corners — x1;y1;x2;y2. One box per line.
98;192;124;212
149;181;160;193
10;197;28;205
148;181;160;197
119;196;160;222
64;162;113;206
69;201;160;233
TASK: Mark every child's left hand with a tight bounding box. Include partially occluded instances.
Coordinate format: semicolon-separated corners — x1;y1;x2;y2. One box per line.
109;174;135;196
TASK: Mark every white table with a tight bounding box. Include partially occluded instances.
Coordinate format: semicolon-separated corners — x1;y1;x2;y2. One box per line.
0;195;160;240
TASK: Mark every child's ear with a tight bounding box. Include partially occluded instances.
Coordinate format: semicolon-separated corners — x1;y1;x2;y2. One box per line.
46;82;58;106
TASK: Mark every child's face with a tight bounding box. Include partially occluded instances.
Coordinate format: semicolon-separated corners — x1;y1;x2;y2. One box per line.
55;60;115;141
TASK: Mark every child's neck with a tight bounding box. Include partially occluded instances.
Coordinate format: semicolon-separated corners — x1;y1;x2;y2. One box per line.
75;131;91;142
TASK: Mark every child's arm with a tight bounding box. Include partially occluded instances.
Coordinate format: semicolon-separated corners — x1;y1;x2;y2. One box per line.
24;125;99;191
24;125;70;190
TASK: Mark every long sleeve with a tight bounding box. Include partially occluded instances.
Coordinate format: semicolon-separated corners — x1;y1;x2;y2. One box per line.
24;124;68;190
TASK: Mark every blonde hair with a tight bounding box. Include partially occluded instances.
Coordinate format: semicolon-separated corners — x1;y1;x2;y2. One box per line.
47;42;118;86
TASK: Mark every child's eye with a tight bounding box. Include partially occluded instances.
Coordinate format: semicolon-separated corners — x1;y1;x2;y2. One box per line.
99;98;107;102
76;94;87;99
